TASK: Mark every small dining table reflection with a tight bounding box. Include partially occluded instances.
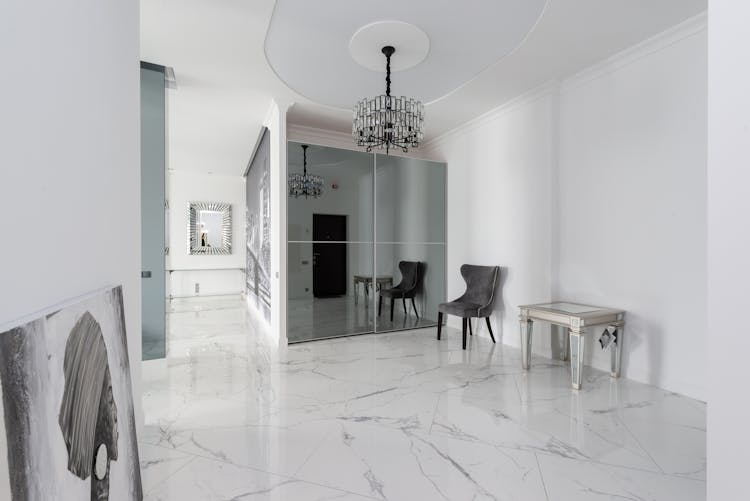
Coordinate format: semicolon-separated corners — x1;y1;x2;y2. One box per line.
353;275;393;305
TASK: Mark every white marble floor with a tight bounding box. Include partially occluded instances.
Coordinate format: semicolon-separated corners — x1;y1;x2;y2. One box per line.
141;296;706;500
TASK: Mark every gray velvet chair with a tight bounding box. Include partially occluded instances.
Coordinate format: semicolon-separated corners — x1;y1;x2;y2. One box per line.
379;261;421;321
437;264;500;349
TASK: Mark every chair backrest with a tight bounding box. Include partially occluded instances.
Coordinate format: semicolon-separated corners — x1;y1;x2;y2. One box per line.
396;261;420;291
460;264;500;309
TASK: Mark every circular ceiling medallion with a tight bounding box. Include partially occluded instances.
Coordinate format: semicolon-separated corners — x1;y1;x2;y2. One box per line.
349;21;430;72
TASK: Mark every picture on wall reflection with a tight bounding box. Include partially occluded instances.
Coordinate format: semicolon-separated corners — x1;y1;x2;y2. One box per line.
246;129;272;320
0;286;142;500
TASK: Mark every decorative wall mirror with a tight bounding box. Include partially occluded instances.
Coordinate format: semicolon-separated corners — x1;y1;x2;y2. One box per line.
188;202;232;255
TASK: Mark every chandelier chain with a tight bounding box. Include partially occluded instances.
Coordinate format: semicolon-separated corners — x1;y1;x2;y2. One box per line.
385;52;391;97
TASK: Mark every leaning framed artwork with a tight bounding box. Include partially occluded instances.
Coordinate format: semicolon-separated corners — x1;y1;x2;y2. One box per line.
0;286;142;500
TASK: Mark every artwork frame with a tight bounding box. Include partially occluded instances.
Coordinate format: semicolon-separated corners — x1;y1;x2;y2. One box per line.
0;286;143;500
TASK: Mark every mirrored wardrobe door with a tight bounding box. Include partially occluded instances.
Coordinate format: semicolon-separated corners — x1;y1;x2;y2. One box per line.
374;154;447;333
287;142;375;342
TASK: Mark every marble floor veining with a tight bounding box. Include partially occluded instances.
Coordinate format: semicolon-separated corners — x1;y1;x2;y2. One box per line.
141;296;706;500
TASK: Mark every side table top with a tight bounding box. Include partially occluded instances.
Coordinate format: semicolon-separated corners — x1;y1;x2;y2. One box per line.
353;275;393;281
520;302;624;316
519;302;624;327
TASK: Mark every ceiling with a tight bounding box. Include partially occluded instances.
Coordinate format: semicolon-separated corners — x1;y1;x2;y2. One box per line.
141;0;706;176
265;0;547;108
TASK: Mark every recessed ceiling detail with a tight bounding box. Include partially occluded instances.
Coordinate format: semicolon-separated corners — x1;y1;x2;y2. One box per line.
349;21;430;72
265;0;548;109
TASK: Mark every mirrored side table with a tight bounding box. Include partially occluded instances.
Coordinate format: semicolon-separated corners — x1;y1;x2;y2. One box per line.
518;302;625;390
353;275;393;305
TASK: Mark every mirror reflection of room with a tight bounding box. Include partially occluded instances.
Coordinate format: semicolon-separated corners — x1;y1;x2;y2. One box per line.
197;210;224;248
287;142;446;343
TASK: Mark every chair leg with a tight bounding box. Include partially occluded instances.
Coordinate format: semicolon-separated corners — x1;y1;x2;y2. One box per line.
411;297;419;318
462;318;468;350
390;298;395;322
437;312;443;340
469;318;473;336
378;295;382;316
402;298;407;315
486;317;496;343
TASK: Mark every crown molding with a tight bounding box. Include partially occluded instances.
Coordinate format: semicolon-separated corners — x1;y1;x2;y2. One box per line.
560;11;707;94
422;11;706;154
421;80;559;153
287;124;353;150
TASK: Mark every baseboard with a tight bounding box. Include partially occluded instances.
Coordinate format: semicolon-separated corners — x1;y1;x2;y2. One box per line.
169;291;244;299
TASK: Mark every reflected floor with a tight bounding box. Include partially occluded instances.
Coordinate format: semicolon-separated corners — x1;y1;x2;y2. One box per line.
143;296;706;500
288;296;438;343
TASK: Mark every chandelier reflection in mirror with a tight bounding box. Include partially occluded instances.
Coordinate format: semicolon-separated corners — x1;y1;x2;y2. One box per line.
352;46;424;154
288;144;324;198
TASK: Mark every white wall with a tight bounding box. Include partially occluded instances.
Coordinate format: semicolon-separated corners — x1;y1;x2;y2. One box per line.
426;90;556;343
167;171;246;297
555;21;707;399
0;0;141;420
707;1;750;497
426;16;707;400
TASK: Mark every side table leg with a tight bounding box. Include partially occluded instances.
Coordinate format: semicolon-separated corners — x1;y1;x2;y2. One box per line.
570;328;584;390
520;320;533;370
611;324;623;378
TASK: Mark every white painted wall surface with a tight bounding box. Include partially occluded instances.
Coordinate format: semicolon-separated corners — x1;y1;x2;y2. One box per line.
707;1;750;497
167;171;246;297
0;0;140;427
426;17;707;400
426;92;556;344
555;25;707;399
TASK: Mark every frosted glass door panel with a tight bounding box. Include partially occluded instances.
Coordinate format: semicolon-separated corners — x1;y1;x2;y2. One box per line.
140;65;166;360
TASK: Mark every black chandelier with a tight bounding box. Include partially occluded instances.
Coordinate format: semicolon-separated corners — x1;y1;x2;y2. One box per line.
288;144;324;198
352;46;424;154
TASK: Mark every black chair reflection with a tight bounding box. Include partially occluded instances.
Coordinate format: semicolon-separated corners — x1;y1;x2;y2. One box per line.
378;261;421;322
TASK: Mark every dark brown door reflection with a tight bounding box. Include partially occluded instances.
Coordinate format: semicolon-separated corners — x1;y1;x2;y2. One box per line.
313;214;347;297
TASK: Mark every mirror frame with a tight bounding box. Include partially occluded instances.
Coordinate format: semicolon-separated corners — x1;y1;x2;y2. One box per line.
188;201;232;255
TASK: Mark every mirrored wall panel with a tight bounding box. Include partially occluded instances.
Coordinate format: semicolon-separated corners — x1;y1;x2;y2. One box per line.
288;242;375;342
373;243;445;332
375;154;446;245
287;142;446;342
287;143;374;342
374;154;446;333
